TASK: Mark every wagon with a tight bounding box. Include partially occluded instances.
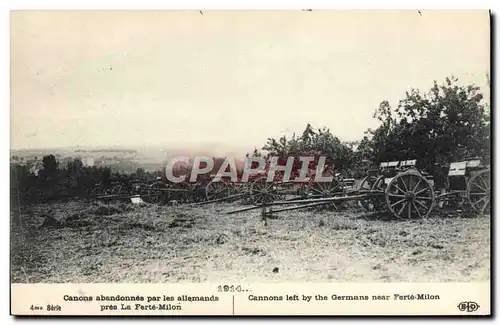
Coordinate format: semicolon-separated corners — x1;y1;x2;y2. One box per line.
92;180;148;197
196;160;353;209
203;173;254;204
226;157;491;220
248;170;350;205
146;179;209;204
435;157;491;214
357;160;435;217
349;157;489;218
356;159;437;219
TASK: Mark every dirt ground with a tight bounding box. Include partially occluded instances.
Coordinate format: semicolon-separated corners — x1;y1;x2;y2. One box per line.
10;199;490;283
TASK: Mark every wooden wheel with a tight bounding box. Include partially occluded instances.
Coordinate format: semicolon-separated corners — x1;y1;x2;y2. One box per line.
385;172;435;219
147;189;161;203
147;183;165;203
467;169;490;214
310;178;343;196
131;183;147;195
436;192;466;211
358;175;378;212
309;177;344;209
371;176;387;212
205;180;231;201
239;182;254;204
232;183;246;195
190;181;206;202
171;182;191;203
358;175;386;219
110;185;122;195
249;176;280;205
118;185;131;195
225;182;245;203
91;187;105;197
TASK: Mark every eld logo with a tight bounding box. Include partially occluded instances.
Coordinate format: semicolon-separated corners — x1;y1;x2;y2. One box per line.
457;301;480;312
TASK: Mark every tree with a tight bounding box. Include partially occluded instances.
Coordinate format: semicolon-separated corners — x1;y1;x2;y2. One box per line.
66;158;83;176
261;124;354;172
360;76;490;173
40;155;59;179
135;168;146;180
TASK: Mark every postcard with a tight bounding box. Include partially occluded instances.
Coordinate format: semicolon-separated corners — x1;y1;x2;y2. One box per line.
10;10;491;316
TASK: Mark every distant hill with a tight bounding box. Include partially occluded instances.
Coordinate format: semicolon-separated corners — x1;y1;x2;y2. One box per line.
10;143;256;173
75;149;138;154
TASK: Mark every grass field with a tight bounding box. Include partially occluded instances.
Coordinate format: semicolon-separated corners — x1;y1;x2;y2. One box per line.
10;199;490;283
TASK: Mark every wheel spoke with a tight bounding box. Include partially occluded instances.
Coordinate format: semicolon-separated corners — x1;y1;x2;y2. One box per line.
480;178;489;191
472;196;487;207
374;178;385;190
397;201;407;217
329;184;340;193
412;201;423;218
400;177;409;191
388;193;405;198
414;199;428;210
391;183;404;194
470;192;487;195
407;201;412;219
256;189;266;196
481;197;490;214
415;187;429;195
472;183;487;192
412;178;422;192
408;175;414;192
310;188;322;195
415;196;432;200
390;198;407;207
361;179;371;190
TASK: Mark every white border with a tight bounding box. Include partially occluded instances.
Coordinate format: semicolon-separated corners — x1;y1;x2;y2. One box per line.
2;1;497;324
3;0;499;10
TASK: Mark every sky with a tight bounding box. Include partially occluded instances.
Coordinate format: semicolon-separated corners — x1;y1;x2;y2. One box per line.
10;10;490;152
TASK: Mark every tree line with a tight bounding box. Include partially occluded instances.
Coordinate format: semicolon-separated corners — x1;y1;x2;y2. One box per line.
259;76;490;178
10;76;490;205
10;155;162;204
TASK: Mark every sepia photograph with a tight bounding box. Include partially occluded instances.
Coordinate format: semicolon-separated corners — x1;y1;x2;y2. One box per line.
9;9;491;315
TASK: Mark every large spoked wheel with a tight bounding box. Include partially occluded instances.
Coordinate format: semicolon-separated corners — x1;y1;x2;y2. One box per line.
385;172;435;219
92;187;105;197
359;176;386;220
190;181;207;202
171;183;192;203
467;170;490;215
436;192;466;211
358;175;378;212
147;189;161;203
240;182;254;204
118;185;131;195
131;183;148;195
111;185;122;195
309;177;345;209
249;176;280;206
310;178;343;196
371;176;388;212
147;183;166;204
205;180;231;202
225;182;245;203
